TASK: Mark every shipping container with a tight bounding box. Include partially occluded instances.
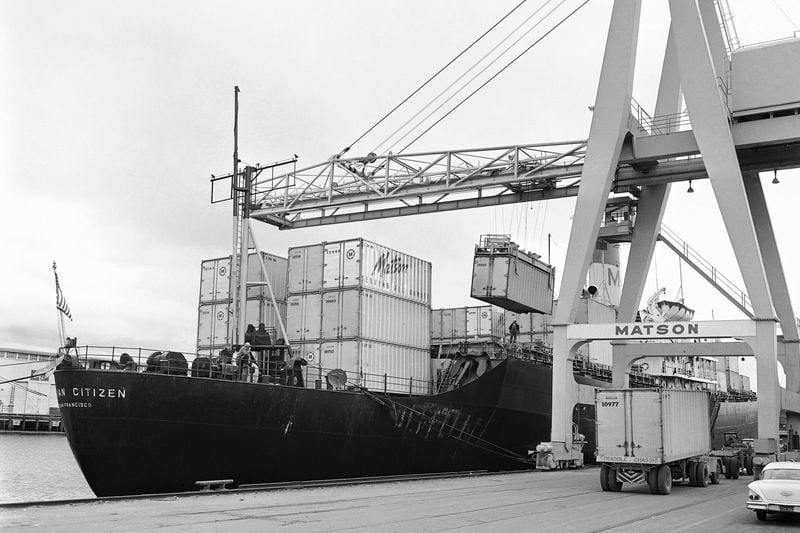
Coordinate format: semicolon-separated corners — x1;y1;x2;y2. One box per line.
287;244;325;294
286;293;323;342
199;257;232;303
470;235;554;313
741;374;751;392
319;238;432;304
432;306;504;340
503;310;533;335
596;389;711;465
197;298;287;349
321;289;429;349
302;339;430;395
245;252;288;301
200;252;288;303
715;370;728;392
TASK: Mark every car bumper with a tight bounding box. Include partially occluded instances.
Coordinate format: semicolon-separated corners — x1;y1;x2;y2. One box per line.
747;502;800;513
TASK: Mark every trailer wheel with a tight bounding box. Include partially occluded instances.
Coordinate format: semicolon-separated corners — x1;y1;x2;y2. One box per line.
657;464;672;495
607;466;623;492
730;458;739;479
710;461;721;485
687;461;698;486
647;468;659;494
600;464;611;492
696;460;709;487
724;458;732;479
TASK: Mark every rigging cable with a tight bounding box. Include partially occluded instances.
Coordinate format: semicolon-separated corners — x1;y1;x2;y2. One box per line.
770;0;799;30
337;0;530;157
396;0;593;154
373;0;560;155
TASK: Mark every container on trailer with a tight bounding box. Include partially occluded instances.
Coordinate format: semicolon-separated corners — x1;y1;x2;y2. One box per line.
595;388;711;465
470;235;554;314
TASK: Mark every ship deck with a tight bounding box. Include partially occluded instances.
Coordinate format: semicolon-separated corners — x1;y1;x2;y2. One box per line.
2;467;791;532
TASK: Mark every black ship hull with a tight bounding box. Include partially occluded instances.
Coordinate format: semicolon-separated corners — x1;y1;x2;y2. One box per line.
55;357;595;497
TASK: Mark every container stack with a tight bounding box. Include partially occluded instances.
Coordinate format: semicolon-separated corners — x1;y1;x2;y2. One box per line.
197;252;288;356
470;235;554;314
286;238;432;394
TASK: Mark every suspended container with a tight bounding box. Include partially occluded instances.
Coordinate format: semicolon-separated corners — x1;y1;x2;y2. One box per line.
470;235;554;314
321;289;429;349
302;339;430;395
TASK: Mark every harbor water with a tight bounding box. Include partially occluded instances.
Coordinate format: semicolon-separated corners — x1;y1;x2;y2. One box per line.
0;433;93;503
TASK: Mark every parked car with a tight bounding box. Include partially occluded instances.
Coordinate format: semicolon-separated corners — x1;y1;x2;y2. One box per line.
746;461;800;521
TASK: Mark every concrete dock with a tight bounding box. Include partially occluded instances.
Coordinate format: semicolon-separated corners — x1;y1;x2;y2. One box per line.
2;467;797;532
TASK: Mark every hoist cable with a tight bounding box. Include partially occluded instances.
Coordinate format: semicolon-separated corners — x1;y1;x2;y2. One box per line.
397;0;593;154
372;0;559;155
338;0;530;157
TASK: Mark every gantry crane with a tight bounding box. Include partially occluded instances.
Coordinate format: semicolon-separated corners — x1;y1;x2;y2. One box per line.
216;0;800;465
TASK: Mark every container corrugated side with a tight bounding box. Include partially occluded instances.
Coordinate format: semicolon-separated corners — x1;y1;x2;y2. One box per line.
321;238;431;304
465;306;504;338
286;293;322;342
287;244;324;294
302;339;430;394
470;252;553;313
431;309;443;339
452;308;467;338
432;306;504;340
320;289;429;349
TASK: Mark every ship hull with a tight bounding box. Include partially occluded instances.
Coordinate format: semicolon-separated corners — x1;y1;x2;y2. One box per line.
55;357;593;497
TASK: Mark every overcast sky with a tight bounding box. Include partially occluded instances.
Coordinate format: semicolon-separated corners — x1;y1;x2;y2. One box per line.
2;1;799;388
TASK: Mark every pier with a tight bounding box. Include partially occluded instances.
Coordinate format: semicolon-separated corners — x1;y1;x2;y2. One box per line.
2;468;793;532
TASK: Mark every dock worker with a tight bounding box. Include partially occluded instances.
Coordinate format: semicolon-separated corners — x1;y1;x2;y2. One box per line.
509;320;520;344
235;343;255;382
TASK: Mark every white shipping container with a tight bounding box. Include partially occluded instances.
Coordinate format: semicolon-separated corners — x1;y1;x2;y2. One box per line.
470;239;554;313
466;306;504;338
452;308;467;338
286;293;322;342
197;299;277;348
596;389;711;465
431;309;443;339
318;238;432;304
741;374;751;392
201;253;288;303
441;308;456;338
287;244;324;294
199;257;232;303
320;289;429;349
503;310;533;335
303;339;430;394
716;370;728;392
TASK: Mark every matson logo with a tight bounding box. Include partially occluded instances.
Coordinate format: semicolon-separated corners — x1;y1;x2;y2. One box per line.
615;323;700;336
372;252;409;275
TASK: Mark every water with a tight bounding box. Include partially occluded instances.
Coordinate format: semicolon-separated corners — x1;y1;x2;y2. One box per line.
0;433;94;503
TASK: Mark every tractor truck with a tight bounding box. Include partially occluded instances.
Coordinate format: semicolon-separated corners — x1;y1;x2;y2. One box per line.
596;388;722;495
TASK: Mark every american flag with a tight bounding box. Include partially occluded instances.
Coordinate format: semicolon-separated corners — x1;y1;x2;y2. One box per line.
53;262;72;321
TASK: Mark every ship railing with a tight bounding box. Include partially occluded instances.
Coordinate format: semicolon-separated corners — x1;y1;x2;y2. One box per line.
302;364;431;396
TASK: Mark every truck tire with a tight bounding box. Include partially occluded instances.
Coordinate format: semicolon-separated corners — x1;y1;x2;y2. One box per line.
647;468;659;494
730;458;739;479
608;466;623;492
688;461;698;486
696;460;709;487
657;464;672;495
600;464;611;492
724;458;732;479
710;461;721;485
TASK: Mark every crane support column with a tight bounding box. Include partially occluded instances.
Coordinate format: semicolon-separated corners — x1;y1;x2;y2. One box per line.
669;0;779;442
551;0;641;450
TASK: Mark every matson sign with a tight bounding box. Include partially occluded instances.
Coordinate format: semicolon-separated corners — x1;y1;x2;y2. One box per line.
566;320;757;341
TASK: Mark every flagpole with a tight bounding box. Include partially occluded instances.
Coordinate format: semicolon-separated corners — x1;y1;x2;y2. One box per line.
53;261;68;347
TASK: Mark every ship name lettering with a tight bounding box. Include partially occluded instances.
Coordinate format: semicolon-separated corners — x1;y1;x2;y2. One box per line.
69;387;126;399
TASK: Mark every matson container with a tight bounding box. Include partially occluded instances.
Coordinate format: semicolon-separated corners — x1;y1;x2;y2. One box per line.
200;252;288;303
289;239;432;304
321;289;429;349
286;293;322;342
432;306;504;340
197;298;287;349
595;389;711;465
302;340;430;394
470;236;554;314
287;244;324;294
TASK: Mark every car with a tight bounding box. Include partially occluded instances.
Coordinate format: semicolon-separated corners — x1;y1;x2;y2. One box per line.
747;461;800;521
